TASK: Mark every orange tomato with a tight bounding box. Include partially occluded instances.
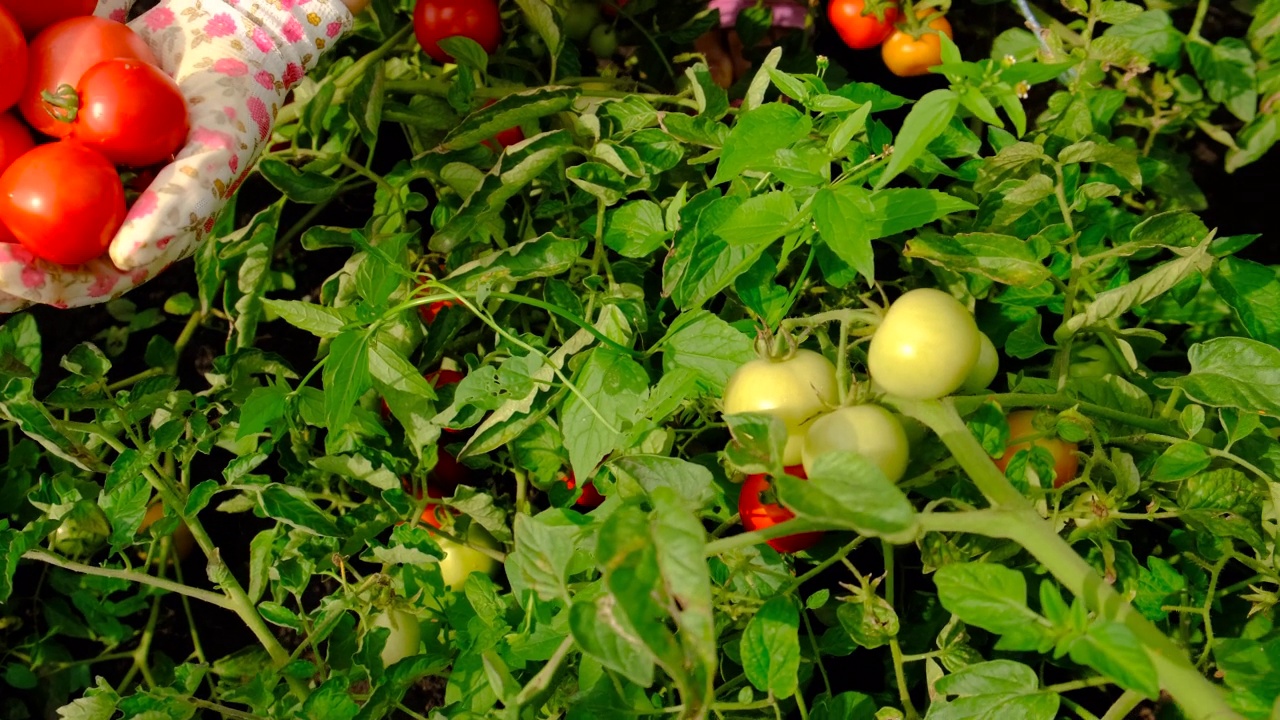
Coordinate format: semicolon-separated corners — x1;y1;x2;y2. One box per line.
880;13;952;77
994;410;1080;489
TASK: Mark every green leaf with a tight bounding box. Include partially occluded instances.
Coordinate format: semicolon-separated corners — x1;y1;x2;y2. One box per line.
1148;442;1212;482
506;510;589;604
515;0;562;55
1133;556;1186;622
1159;337;1280;417
347;61;385;148
561;347;649;484
259;159;343;204
718;191;799;247
237;381;290;440
1058;140;1142;188
323;330;372;434
612;456;716;510
741;596;800;699
877;89;960;189
262;299;351;338
836;595;899;649
934;563;1049;639
906;232;1052;287
812;692;877;720
259;484;342;537
1187;38;1258;123
775;451;918;540
813;186;875;282
651;488;716;706
713;103;812;185
1103;10;1182;67
603;200;669;258
1067;620;1159;698
1176;468;1259;513
1210;257;1280;348
99;450;152;549
934;659;1039;696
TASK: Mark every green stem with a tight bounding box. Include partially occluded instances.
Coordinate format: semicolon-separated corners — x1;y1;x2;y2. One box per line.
1100;690;1145;720
704;518;822;556
1187;0;1211;40
883;541;919;720
22;549;234;611
890;397;1241;720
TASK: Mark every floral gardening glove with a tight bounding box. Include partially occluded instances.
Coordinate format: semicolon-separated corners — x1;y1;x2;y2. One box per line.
0;0;355;312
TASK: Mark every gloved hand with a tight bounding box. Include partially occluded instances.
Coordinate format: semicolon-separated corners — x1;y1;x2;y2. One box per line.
0;0;356;312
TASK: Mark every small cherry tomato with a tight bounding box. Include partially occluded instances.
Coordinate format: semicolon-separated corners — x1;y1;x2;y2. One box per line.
588;24;618;57
994;410;1080;489
562;0;601;41
0;0;95;37
413;0;502;64
436;523;500;592
867;288;980;400
71;59;189;167
21;16;158;138
369;606;421;668
961;332;1000;392
739;465;823;554
49;501;111;558
801;404;910;483
136;501;196;565
564;472;604;509
601;0;630;18
881;13;953;77
0;112;34;175
0;5;24;114
0;141;126;265
828;0;899;50
722;349;839;466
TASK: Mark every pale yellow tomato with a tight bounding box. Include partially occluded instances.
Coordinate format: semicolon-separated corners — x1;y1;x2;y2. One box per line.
868;289;981;400
722;349;840;465
801;404;910;483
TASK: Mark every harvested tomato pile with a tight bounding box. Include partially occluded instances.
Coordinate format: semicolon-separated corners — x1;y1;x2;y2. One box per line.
0;3;188;265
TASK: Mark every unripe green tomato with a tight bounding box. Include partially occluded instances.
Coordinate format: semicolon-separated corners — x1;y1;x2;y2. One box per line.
438;523;500;592
588;24;618;57
49;502;111;559
868;289;981;400
521;32;547;59
370;606;421;668
1068;344;1120;379
961;332;1000;392
801;404;910;483
563;1;601;41
722;349;840;466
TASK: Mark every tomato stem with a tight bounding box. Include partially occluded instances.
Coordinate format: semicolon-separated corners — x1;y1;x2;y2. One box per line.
40;84;80;123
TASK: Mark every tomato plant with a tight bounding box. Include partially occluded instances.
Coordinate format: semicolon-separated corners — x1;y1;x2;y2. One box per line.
436;523;500;592
0;0;95;36
588;23;618;57
136;502;195;564
413;0;502;64
828;0;899;50
563;471;604;508
20;16;158;138
722;349;839;465
880;12;952;77
70;59;189;167
48;501;110;559
369;606;421;668
994;410;1081;490
739;466;824;553
0;140;126;264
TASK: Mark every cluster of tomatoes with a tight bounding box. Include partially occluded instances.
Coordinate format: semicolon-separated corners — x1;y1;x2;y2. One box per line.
724;289;1080;553
827;0;953;77
0;3;188;266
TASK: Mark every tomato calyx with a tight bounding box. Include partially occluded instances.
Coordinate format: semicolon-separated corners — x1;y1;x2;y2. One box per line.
40;83;79;123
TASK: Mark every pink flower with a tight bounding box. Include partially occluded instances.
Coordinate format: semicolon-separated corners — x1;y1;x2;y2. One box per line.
192;127;235;151
129;191;160;219
254;70;276;91
109;9;127;22
282;18;304;43
247;96;271;140
214;58;249;77
327;22;343;38
252;27;275;53
87;273;119;298
145;7;174;30
205;13;236;38
223;106;238;121
20;265;45;289
282;63;304;87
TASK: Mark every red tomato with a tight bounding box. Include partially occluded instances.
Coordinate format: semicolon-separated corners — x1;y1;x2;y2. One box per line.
419;299;456;324
480;99;523;152
413;0;502;64
403;475;465;529
0;0;95;37
739;465;823;554
72;59;188;167
0;112;34;175
602;0;630;18
0;141;125;265
828;0;899;50
21;16;158;138
994;410;1080;489
564;472;604;509
0;5;26;113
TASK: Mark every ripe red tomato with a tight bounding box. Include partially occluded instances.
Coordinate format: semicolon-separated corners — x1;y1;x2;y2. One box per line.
21;16;158;138
881;13;953;77
0;0;95;37
0;112;34;175
415;483;456;529
602;0;630;18
0;141;125;265
828;0;899;50
994;410;1080;489
739;465;823;554
0;5;26;114
413;0;502;64
72;59;188;167
564;472;604;509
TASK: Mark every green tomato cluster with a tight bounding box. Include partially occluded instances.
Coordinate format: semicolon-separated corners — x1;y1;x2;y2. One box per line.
868;288;997;400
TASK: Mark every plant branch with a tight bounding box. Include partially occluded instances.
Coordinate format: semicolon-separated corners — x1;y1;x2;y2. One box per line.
22;549;234;611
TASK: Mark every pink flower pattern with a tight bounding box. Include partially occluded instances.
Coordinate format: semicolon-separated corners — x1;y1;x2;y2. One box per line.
0;0;355;312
